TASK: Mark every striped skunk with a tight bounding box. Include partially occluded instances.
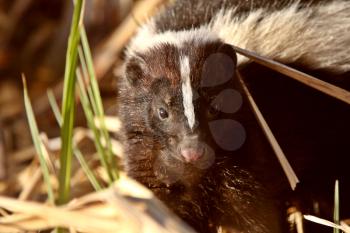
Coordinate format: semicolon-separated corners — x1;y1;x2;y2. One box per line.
117;0;350;232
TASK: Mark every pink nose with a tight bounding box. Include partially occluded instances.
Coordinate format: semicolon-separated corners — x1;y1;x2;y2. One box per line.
181;148;203;162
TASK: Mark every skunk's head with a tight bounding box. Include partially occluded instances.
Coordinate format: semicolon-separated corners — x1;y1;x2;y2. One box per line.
121;32;245;185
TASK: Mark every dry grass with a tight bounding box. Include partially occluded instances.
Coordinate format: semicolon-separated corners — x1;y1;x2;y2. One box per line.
0;174;195;233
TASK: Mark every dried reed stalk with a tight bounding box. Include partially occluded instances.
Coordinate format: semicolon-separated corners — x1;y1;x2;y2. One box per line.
304;215;350;233
237;72;299;190
234;46;350;105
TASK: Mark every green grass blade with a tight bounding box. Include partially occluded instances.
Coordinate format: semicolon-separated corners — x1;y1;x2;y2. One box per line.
74;149;102;191
80;27;118;180
79;28;103;114
47;90;62;125
58;0;84;206
76;69;114;183
47;89;102;191
333;179;339;233
22;75;55;205
78;46;99;116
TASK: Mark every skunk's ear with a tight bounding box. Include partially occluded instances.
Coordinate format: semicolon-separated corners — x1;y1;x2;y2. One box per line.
201;43;237;87
123;56;148;87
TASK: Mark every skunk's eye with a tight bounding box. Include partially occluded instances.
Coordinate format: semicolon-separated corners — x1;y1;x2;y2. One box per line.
158;107;169;120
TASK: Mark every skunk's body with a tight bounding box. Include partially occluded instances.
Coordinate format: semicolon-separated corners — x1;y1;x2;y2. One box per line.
129;0;350;72
118;1;350;232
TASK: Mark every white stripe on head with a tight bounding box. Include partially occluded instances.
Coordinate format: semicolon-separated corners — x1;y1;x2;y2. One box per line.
180;56;195;129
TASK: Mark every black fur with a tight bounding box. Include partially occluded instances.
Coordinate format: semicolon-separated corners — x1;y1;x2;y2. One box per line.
118;39;282;232
117;0;350;232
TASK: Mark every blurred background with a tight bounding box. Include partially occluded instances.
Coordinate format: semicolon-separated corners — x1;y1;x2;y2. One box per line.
0;0;134;164
0;1;146;203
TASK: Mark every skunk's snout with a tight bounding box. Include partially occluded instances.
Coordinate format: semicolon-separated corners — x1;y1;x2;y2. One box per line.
179;134;206;163
181;147;204;162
